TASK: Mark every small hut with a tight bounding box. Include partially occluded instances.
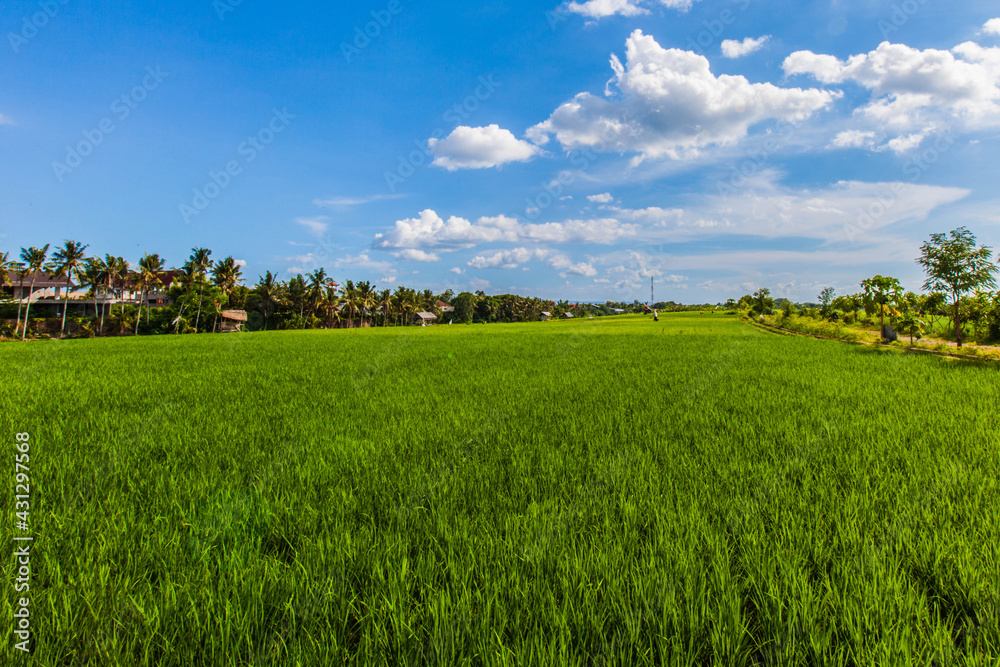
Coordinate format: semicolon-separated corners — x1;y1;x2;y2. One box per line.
540;311;552;320
220;310;248;333
561;312;574;319
414;311;437;326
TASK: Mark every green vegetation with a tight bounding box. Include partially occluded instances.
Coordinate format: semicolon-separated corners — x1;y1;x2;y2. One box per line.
3;314;998;665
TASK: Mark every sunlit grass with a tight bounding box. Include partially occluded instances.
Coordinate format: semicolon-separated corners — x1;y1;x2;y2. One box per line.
2;313;998;665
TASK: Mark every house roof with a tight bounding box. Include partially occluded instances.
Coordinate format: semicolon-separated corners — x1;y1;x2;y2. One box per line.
562;312;574;318
220;310;248;322
4;271;74;289
436;300;450;308
541;311;552;317
414;311;437;320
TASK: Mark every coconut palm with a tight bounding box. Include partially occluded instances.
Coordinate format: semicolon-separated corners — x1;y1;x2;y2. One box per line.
211;256;244;331
307;268;329;321
358;280;376;326
253;271;283;330
342;280;359;327
50;240;89;336
188;248;214;333
378;288;392;326
172;262;199;334
133;253;165;334
288;274;308;322
322;283;341;328
75;259;104;329
19;245;50;341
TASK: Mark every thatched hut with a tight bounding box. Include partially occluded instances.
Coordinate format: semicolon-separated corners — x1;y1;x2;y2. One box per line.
220;310;248;332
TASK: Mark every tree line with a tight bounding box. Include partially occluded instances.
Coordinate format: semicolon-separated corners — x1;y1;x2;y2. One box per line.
0;243;649;339
737;227;1000;347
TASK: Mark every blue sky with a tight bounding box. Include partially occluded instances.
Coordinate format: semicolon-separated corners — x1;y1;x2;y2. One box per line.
2;0;999;303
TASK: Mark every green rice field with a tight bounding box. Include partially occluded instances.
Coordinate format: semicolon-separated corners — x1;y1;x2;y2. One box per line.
2;314;999;665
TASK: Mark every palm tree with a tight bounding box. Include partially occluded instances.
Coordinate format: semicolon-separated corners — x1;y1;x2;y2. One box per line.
378;288;392;326
288;274;308;323
358;280;376;326
342;280;359;327
211;257;243;332
322;283;341;328
189;248;214;333
50;240;89;336
75;258;104;331
19;245;50;341
172;262;199;333
307;269;329;322
133;253;164;335
253;271;283;330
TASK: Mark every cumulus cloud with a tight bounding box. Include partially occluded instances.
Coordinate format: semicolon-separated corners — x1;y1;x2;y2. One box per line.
394;249;440;262
983;18;1000;36
429;125;541;171
548;254;598;277
721;36;771;58
527;30;838;161
296;217;328;237
562;0;696;20
468;248;550;269
783;40;1000;139
374;209;637;250
830;130;878;150
587;193;614;203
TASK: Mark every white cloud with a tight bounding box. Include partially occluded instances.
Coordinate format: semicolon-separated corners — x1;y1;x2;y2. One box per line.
333;252;393;273
468;278;491;291
983;18;1000;36
374;209;636;249
468;248;550;269
527;30;838;161
394;249;440;262
548;254;598;277
565;0;647;19
295;217;328;237
830;130;877;150
429;125;541;171
563;0;697;19
587;193;614;203
449;267;464;275
234;259;247;268
721;36;771;59
783;40;1000;139
882;132;926;154
314;194;404;207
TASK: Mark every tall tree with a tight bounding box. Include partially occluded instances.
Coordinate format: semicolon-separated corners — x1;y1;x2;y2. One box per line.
50;240;89;336
134;253;165;334
918;227;998;347
253;271;283;330
189;248;214;333
211;256;244;331
19;245;50;341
